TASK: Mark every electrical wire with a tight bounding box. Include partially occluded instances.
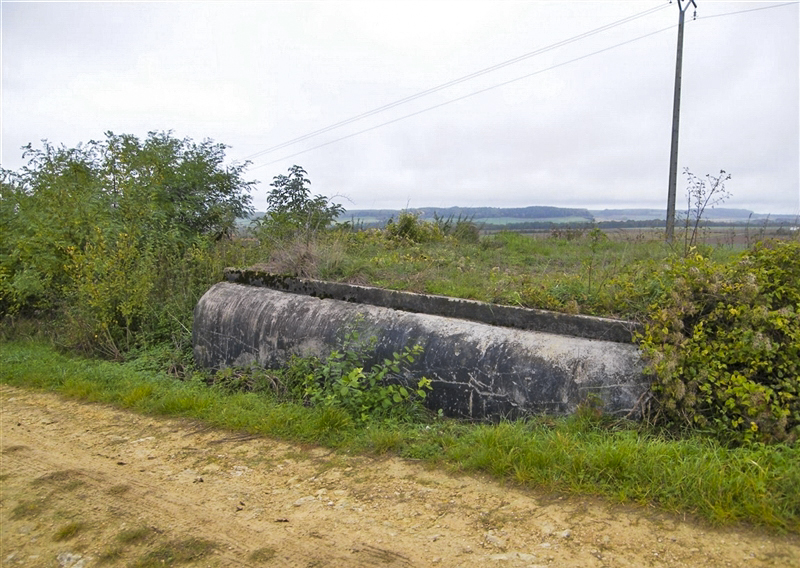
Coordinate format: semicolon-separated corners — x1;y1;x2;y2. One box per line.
248;0;797;171
242;2;671;162
696;1;798;21
249;24;677;171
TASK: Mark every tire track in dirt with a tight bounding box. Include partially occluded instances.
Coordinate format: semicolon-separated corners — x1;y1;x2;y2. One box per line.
1;392;393;566
2;385;798;567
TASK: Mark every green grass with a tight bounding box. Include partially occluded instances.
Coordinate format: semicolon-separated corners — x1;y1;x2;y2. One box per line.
131;537;216;567
32;470;85;491
250;547;277;562
54;521;87;541
95;526;154;565
97;547;125;564
311;229;744;319
11;498;48;520
117;526;153;544
2;340;798;532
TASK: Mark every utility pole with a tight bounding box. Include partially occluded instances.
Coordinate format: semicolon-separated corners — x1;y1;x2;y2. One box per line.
666;0;696;243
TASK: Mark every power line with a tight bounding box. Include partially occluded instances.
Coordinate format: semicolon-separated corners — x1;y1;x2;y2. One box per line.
696;1;797;21
665;0;797;239
243;2;671;162
248;0;797;172
250;24;677;171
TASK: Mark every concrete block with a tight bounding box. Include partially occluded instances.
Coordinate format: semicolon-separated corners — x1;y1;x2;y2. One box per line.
193;282;648;420
222;269;641;343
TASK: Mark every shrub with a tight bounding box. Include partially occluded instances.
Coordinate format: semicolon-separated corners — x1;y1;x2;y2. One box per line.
1;133;254;355
432;212;481;243
385;212;443;244
639;241;800;444
283;327;432;424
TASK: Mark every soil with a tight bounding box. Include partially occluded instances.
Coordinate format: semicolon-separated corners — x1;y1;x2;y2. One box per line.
1;385;798;568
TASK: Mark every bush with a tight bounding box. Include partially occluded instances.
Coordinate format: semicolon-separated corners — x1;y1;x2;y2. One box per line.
385;212;443;244
0;132;255;355
282;327;432;424
639;241;800;445
432;212;481;244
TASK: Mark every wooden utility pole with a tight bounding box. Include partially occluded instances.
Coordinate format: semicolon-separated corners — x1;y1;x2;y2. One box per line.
666;0;696;242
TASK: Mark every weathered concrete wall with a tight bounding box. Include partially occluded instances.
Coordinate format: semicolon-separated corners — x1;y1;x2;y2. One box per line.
193;282;648;420
223;269;641;343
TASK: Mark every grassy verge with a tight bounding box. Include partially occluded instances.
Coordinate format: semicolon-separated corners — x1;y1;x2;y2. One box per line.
2;340;798;532
279;229;747;320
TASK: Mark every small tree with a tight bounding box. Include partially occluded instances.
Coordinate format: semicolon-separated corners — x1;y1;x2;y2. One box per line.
257;165;344;242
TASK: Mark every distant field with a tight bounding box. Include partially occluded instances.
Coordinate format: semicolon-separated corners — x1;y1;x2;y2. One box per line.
471;216;592;225
341;216;383;224
343;215;594;226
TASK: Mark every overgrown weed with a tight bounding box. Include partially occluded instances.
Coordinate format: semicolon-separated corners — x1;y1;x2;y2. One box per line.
309;227;682;318
11;498;48;520
130;537;216;567
117;526;154;544
250;547;277;562
54;521;87;541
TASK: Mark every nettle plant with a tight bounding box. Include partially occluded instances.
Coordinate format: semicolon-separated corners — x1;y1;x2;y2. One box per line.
639;240;800;445
679;168;732;256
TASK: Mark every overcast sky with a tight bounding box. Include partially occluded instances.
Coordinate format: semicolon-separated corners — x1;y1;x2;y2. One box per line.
2;1;798;214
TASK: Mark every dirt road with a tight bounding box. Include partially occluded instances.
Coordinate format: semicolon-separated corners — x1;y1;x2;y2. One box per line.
1;385;798;567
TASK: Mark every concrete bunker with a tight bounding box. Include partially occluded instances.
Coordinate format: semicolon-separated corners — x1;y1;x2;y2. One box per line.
193;274;649;420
